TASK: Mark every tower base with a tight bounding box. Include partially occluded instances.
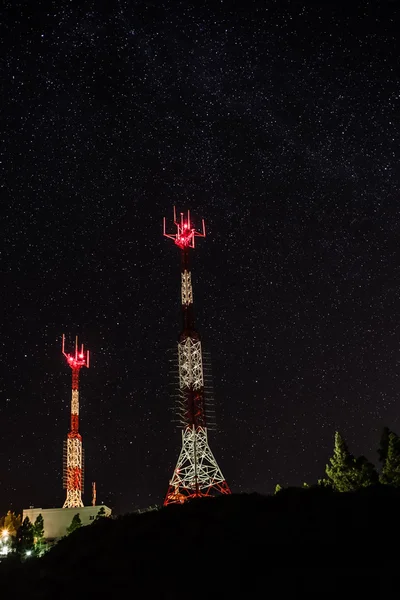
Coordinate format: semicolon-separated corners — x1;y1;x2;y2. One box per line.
63;489;84;509
63;493;84;508
164;426;231;506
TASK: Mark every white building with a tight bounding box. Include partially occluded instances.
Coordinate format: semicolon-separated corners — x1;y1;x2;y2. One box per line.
22;505;112;541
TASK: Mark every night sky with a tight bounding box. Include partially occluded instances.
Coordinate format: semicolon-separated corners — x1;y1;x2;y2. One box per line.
1;1;399;515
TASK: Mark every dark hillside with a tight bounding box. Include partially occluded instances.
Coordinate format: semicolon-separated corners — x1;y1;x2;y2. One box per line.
1;488;399;598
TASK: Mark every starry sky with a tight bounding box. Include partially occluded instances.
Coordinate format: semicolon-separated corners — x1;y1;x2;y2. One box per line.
1;1;399;515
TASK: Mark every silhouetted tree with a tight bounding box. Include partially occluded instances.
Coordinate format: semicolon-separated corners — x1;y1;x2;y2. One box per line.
66;513;82;535
14;517;34;557
95;506;106;520
318;478;332;487
326;432;355;491
380;432;400;487
33;514;45;554
378;426;392;463
325;432;377;491
353;455;379;488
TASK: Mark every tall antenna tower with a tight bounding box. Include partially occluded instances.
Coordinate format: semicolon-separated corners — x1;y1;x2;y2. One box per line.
92;482;97;507
62;334;89;508
163;207;231;505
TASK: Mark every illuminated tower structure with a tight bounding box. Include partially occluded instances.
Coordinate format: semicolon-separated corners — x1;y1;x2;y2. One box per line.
62;334;89;509
163;207;231;505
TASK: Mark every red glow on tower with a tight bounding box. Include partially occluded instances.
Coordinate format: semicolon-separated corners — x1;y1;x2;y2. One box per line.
62;334;89;508
63;335;90;371
163;207;206;249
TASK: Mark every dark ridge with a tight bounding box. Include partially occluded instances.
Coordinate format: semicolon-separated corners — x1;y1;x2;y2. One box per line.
1;486;399;598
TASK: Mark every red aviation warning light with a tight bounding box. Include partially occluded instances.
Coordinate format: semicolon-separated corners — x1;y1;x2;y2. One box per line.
163;206;206;249
62;334;90;370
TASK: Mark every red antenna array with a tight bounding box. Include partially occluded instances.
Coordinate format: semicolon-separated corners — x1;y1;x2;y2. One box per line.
163;206;206;249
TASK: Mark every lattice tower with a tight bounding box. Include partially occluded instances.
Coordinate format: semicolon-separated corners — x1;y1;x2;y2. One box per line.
62;334;89;508
163;208;231;505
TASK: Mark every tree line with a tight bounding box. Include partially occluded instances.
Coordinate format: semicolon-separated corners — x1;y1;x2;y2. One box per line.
0;506;107;559
0;511;44;558
276;426;400;493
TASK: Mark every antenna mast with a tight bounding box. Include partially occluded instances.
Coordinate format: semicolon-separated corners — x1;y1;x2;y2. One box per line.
162;207;230;504
62;334;89;508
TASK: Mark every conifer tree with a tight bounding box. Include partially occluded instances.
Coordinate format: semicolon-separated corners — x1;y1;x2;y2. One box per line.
274;484;283;494
325;432;355;491
33;514;45;554
14;517;34;557
66;513;82;535
380;432;400;487
325;432;377;491
353;455;379;488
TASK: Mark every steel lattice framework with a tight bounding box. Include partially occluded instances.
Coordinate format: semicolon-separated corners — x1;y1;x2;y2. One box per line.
62;334;89;509
163;207;231;505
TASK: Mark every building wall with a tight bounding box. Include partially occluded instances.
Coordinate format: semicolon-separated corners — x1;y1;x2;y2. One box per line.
22;505;112;540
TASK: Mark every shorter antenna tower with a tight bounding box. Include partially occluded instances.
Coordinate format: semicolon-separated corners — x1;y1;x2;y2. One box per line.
62;334;89;509
92;482;97;507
